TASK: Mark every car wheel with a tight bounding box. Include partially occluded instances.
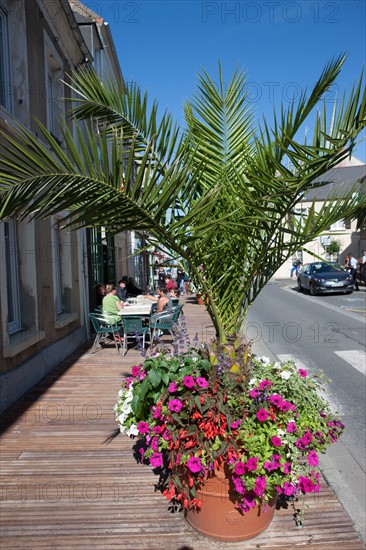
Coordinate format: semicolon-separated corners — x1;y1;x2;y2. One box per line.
345;290;353;294
297;279;303;292
309;284;317;296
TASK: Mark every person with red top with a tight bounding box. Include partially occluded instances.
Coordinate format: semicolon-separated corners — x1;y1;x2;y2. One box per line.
164;275;177;291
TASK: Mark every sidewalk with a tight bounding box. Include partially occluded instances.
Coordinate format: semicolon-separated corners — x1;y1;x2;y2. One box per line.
1;296;365;549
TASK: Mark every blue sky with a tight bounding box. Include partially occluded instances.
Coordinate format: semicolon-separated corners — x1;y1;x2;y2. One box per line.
95;0;365;160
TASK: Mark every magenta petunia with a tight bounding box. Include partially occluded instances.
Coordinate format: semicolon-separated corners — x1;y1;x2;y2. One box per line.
137;421;149;434
253;476;266;496
131;365;141;377
259;379;273;390
249;388;261;398
298;475;315;493
196;377;209;388
232;476;245;494
168;399;183;412
279;401;292;412
286;421;297;433
283;481;295;496
256;409;269;421
271;436;282;447
150;436;159;451
168;382;178;393
150;452;163;468
307;450;318;466
298;368;307;377
182;375;195;388
187;456;202;473
234;461;246;475
283;462;291;474
245;457;258;472
230;419;241;430
302;429;313;445
269;394;284;407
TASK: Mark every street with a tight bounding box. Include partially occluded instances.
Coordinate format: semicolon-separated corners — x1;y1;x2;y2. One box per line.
245;279;366;543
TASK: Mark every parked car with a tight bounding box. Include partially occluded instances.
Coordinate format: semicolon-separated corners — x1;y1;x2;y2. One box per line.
297;262;354;295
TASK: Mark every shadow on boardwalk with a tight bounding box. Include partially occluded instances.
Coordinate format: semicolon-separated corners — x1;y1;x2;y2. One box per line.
1;296;365;549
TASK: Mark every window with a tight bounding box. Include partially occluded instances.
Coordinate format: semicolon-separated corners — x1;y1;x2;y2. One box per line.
4;219;21;333
44;33;64;143
330;220;345;231
52;223;63;315
0;3;11;111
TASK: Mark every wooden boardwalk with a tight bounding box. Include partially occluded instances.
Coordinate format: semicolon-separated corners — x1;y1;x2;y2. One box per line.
1;296;365;550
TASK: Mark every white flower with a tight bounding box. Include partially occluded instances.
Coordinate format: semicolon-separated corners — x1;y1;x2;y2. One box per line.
277;429;285;437
280;370;292;380
118;389;124;397
126;424;139;436
259;356;271;365
272;362;281;369
249;378;257;386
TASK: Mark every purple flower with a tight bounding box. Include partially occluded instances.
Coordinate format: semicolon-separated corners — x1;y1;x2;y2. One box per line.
137;421;149;434
298;369;307;377
283;481;295;496
264;461;275;472
249;388;261;398
308;450;318;466
241;491;256;511
279;401;292;412
182;375;195;388
286;421;297;433
269;394;284;407
302;429;313;445
230;419;241;430
131;365;141;377
150;452;163;468
168;399;183;413
298;476;315;493
150;437;159;451
283;462;291;474
152;405;162;419
259;379;273;390
245;457;258;472
234;461;246;475
256;409;269;421
232;476;245;494
168;382;178;393
196;377;209;388
253;476;266;496
187;456;201;473
271;436;282;447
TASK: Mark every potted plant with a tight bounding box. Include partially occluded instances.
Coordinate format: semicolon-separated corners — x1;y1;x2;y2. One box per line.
114;345;344;541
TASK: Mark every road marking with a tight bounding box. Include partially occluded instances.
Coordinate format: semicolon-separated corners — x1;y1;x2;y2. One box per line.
334;350;366;376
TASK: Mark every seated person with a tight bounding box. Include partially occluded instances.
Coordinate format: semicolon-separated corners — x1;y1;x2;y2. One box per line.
126;277;143;297
96;283;106;306
150;286;173;323
164;275;178;291
102;284;123;325
169;288;180;298
116;279;128;302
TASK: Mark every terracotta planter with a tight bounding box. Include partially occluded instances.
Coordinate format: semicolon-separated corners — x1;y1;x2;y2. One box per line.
185;467;276;542
196;293;205;305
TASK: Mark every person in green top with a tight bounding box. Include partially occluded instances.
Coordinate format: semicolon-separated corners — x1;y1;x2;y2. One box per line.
102;284;123;325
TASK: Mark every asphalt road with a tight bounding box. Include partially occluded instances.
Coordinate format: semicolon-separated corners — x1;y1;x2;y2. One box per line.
245;279;366;543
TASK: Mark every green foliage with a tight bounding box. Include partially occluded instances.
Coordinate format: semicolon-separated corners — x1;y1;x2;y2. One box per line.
1;56;365;340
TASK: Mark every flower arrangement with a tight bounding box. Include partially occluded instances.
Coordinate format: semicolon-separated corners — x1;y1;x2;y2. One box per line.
114;345;344;515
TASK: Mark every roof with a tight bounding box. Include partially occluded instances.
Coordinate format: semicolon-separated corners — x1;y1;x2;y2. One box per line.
304;165;366;200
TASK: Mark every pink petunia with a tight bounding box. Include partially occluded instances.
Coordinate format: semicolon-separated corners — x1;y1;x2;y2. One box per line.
150;436;159;451
256;409;269;421
232;476;245;494
271;436;282;447
230;419;241;430
245;457;258;472
298;369;307;377
187;456;202;473
196;377;209;388
283;462;291;474
168;399;183;412
253;476;266;497
298;476;316;493
249;388;261;398
234;461;246;475
137;421;149;434
182;375;195;388
259;379;273;390
131;365;141;377
286;421;297;433
168;382;178;393
308;450;318;466
150;452;163;468
283;481;295;496
269;394;284;407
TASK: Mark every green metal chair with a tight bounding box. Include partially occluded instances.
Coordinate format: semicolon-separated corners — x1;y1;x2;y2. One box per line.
120;315;149;356
171;297;180;307
89;312;122;354
149;310;175;343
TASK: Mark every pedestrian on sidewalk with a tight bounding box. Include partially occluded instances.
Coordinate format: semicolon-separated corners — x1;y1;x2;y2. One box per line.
348;253;360;291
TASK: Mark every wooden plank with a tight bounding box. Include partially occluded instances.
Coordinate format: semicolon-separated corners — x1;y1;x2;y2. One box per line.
0;296;365;549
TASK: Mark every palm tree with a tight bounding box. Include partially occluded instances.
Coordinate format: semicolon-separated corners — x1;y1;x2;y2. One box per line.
1;55;365;343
